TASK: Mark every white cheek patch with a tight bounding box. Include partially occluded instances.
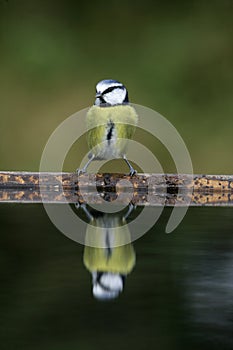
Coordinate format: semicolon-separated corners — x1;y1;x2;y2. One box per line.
104;88;126;105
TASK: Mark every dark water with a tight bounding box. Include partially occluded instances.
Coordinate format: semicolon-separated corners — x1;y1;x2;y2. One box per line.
1;204;233;350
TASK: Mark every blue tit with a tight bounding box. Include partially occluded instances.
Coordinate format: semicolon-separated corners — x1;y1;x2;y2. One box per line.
81;205;136;300
78;79;138;176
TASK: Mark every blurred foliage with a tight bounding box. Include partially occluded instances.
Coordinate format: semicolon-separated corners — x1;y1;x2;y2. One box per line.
0;0;233;173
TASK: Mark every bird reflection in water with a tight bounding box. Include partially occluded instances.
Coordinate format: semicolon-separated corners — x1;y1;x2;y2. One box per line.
78;204;136;300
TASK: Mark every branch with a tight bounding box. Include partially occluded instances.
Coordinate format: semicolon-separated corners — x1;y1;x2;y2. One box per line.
0;171;233;206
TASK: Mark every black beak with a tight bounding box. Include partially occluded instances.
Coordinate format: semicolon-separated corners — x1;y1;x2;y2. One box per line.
95;92;102;98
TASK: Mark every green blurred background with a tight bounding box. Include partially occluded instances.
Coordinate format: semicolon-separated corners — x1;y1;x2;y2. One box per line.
1;3;233;349
0;0;233;173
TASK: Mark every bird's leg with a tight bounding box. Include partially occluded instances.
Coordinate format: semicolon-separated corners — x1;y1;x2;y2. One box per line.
123;155;137;176
75;202;94;221
123;202;136;221
76;153;95;175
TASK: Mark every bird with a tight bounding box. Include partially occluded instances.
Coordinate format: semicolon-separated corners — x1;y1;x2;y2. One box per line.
81;203;136;300
77;79;138;176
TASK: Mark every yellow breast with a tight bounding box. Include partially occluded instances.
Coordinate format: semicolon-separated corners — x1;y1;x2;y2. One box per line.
86;105;138;159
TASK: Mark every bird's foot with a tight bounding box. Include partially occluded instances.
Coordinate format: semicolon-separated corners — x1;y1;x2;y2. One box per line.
75;202;93;221
76;168;86;176
129;168;137;177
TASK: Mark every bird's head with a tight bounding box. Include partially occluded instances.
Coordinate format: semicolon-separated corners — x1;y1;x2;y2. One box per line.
95;79;129;106
92;271;125;300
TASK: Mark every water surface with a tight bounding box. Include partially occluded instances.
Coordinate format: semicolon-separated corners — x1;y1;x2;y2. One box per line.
0;205;233;350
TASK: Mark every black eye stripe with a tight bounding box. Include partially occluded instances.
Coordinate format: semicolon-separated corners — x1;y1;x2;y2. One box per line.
103;85;124;95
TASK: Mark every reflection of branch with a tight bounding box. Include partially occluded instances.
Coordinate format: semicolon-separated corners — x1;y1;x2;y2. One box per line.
0;171;233;205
